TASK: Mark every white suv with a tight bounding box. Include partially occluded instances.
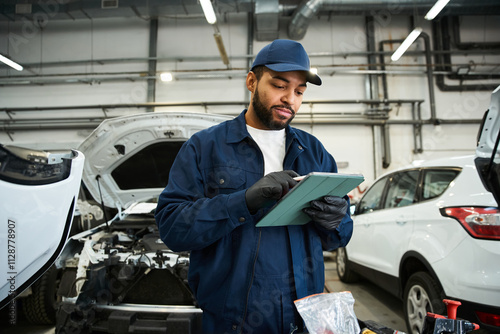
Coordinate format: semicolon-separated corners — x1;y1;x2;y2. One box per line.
337;87;500;334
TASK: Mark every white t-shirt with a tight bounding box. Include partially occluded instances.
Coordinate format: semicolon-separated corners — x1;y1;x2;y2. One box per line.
246;125;286;175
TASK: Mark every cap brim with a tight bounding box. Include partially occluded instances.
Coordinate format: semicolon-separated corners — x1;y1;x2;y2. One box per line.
264;63;322;86
306;72;322;86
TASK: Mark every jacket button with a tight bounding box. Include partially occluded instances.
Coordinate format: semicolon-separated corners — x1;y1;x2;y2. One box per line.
298;145;303;150
219;178;225;185
239;217;246;222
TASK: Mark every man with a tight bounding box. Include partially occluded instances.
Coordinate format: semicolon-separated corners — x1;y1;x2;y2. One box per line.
155;39;352;334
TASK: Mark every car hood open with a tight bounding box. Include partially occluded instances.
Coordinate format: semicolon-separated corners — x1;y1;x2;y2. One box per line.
78;112;233;210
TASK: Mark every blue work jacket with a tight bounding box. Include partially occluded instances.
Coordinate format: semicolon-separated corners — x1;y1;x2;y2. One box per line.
155;110;353;334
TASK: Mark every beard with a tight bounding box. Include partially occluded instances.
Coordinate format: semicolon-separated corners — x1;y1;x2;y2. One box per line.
252;88;295;130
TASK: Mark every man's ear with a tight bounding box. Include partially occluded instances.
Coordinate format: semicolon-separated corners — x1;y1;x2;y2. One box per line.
246;71;257;92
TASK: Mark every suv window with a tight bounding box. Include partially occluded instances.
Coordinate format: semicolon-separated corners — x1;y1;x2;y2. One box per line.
356;176;388;214
385;170;419;209
422;169;461;200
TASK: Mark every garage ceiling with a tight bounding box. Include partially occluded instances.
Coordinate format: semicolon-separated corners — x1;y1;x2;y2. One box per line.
1;0;500;41
0;0;499;144
1;0;500;20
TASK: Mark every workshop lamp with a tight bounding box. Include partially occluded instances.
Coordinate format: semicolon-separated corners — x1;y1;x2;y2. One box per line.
160;72;173;82
200;0;217;24
391;27;422;62
425;0;451;20
0;54;23;71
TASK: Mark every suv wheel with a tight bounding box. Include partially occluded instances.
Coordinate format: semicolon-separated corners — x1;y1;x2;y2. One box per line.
403;272;445;334
336;247;359;283
22;265;61;324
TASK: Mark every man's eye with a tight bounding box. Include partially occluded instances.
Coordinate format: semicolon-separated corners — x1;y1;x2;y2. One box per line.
273;84;284;89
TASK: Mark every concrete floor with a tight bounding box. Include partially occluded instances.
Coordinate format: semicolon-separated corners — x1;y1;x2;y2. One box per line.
323;251;407;333
2;251;407;334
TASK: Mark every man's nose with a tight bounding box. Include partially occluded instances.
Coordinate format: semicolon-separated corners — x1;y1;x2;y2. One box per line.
281;89;295;105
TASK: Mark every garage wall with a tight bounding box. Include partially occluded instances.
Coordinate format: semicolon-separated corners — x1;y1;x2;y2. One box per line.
0;10;499;186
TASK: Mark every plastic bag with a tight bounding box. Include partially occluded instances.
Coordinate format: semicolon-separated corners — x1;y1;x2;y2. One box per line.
294;292;361;334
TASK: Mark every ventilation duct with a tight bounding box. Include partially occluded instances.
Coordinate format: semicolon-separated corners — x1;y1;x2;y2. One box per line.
255;0;279;41
15;4;32;14
102;0;119;9
288;0;500;40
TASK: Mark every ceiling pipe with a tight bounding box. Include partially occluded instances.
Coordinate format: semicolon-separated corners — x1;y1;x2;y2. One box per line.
246;11;254;102
1;66;497;86
288;0;500;40
450;16;500;51
254;0;279;41
433;18;500;91
146;18;158;112
1;99;423;113
0;116;482;132
3;99;485;133
7;47;498;69
379;31;438;125
288;0;321;40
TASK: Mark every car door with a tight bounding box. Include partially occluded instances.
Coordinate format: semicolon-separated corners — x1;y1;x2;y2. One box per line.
0;145;84;311
348;175;388;267
370;170;419;275
350;170;419;278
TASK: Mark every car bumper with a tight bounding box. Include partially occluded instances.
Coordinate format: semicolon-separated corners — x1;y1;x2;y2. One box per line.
434;236;500;307
56;301;203;334
451;298;500;333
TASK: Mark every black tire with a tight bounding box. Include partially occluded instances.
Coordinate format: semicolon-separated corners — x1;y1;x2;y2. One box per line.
336;247;359;283
403;272;446;334
22;265;61;325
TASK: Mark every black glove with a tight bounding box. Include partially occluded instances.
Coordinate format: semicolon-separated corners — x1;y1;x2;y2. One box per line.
303;196;348;230
245;170;299;213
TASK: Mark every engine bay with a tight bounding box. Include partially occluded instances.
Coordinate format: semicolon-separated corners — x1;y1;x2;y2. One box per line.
55;213;201;333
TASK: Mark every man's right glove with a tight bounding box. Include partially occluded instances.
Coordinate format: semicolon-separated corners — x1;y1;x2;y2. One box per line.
245;170;299;213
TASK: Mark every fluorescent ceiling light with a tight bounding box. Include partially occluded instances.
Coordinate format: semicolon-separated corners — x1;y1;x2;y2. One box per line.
0;54;23;71
425;0;451;20
200;0;217;24
391;27;422;62
160;72;173;82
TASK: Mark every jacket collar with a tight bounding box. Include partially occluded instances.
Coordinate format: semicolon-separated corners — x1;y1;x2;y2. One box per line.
227;110;308;150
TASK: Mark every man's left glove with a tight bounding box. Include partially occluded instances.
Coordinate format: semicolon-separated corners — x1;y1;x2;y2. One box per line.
303;196;348;230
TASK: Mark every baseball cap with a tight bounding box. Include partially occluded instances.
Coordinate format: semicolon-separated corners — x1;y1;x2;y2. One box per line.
251;39;322;86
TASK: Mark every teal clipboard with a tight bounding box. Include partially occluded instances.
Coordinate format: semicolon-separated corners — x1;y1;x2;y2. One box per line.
255;172;365;227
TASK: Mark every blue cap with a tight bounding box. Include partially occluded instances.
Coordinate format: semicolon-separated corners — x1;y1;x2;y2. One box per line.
251;39;321;86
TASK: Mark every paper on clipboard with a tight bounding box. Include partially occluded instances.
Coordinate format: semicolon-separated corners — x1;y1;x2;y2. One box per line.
255;172;364;227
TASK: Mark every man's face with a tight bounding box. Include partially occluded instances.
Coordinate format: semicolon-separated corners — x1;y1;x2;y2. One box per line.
247;68;307;130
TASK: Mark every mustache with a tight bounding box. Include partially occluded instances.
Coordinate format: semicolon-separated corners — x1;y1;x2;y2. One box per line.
272;105;295;115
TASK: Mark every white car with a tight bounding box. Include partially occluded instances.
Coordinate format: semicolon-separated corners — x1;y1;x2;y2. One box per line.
337;87;500;334
0;145;84;325
0;112;232;333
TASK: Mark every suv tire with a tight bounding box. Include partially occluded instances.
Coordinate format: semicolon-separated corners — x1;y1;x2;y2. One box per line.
22;265;61;324
403;272;445;334
336;247;359;283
